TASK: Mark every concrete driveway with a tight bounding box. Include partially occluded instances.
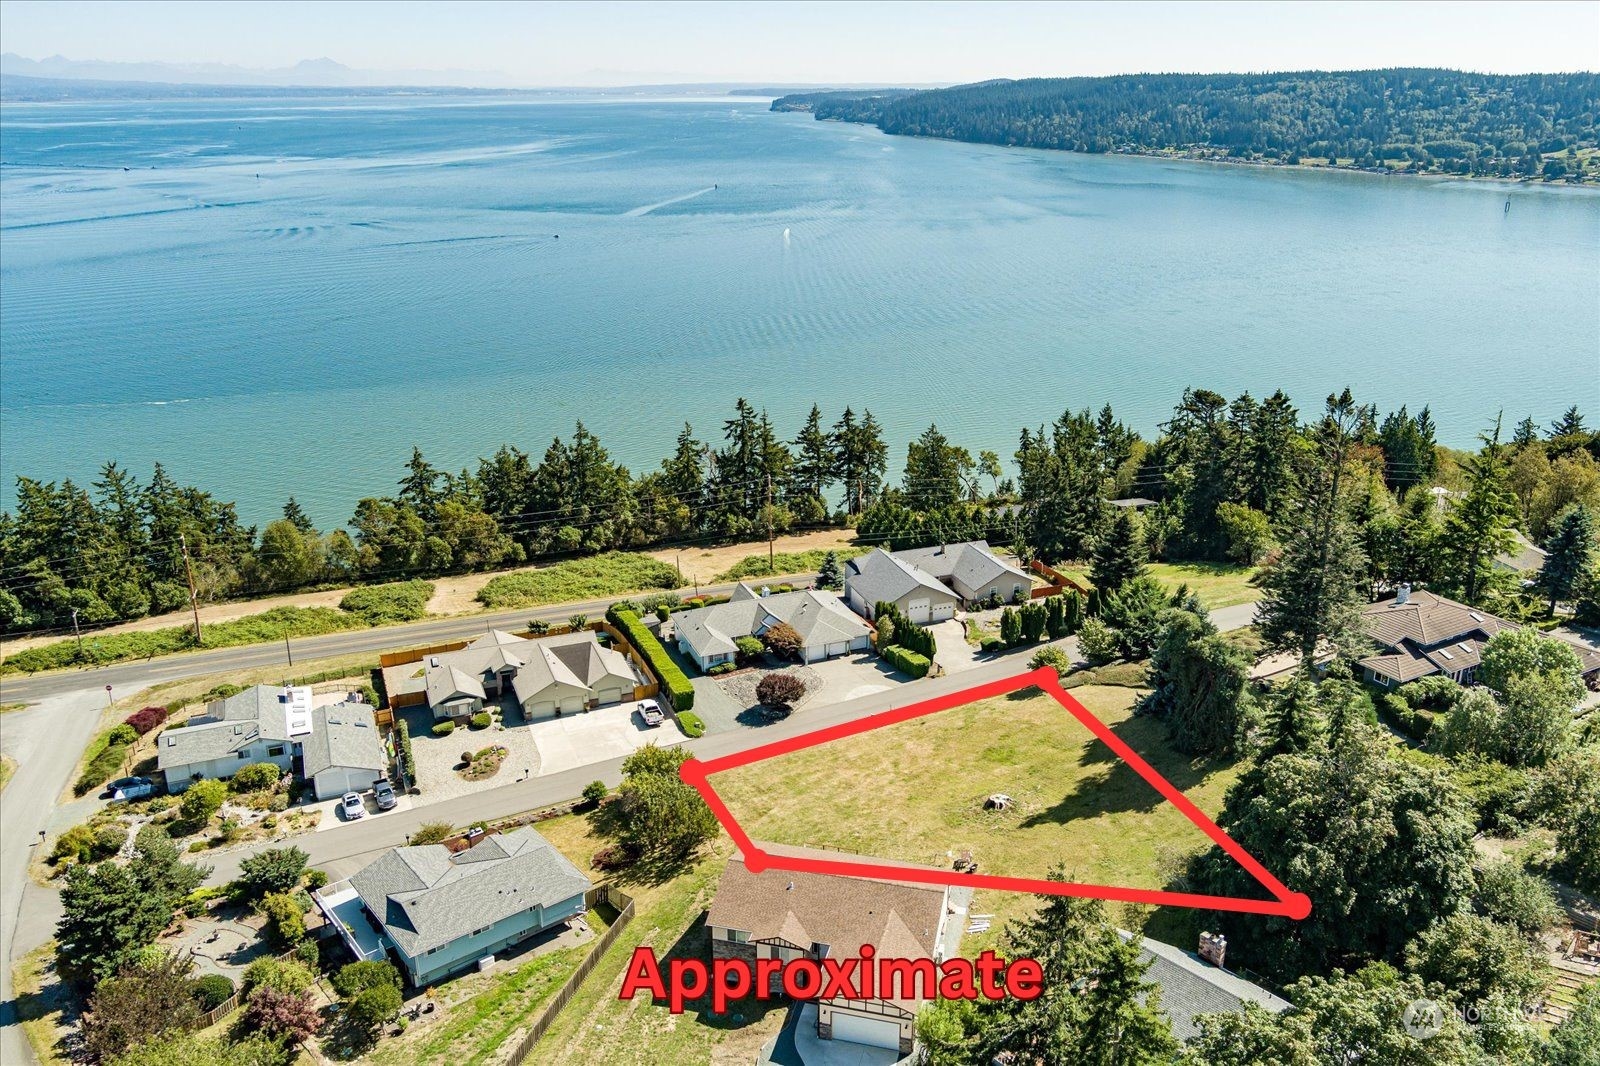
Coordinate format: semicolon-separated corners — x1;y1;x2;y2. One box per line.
533;701;687;776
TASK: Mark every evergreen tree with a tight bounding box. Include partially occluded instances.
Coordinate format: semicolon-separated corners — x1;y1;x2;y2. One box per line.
1438;423;1518;606
1089;508;1147;597
791;404;836;520
659;424;705;528
1511;415;1540;449
396;447;441;518
832;407;889;514
280;497;314;535
1015;409;1110;562
815;551;842;590
1257;390;1370;670
1550;405;1587;439
903;424;974;510
1539;504;1596;613
1143;608;1253;755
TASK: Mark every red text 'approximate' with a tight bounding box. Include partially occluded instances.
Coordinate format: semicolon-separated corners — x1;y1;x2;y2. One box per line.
618;945;1044;1014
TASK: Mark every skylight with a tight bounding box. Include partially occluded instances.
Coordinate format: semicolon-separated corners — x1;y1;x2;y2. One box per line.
1469;612;1484;622
1440;650;1454;660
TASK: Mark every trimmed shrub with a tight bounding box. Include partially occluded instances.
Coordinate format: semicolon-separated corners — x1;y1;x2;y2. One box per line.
707;663;736;676
304;868;328;890
357;684;381;708
260;891;306;948
192;973;236;1012
124;706;169;735
91;824;128;860
582;780;609;806
609;608;693;711
230;762;281;793
979;636;1006;654
677;711;706;738
432;721;456;737
338;580;435;625
468;711;492;730
882;644;931;679
734;635;765;662
1029;645;1073;679
756;672;807;708
51;824;98;865
1077;617;1120;664
180;778;227;824
761;622;804;659
411;822;454;845
107;724;139;746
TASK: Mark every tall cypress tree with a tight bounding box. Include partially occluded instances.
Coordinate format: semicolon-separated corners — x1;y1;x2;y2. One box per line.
1439;422;1518;606
1540;504;1597;614
1089;508;1148;598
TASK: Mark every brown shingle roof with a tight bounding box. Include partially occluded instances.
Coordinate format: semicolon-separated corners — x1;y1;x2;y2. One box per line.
1360;590;1512;649
706;844;952;1011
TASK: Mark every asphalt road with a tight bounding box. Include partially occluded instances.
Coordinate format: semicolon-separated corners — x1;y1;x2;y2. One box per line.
0;575;817;705
0;597;1256;1065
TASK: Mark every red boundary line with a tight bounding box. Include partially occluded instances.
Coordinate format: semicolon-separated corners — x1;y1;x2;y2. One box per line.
680;666;1311;920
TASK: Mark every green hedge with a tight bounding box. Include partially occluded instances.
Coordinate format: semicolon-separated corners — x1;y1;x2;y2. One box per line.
677;711;706;738
881;644;931;679
74;728;134;796
393;719;416;787
608;607;694;712
338;580;435;625
468;711;491;730
432;721;455;737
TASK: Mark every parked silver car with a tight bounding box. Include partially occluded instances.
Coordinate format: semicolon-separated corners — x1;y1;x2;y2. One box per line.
372;779;397;810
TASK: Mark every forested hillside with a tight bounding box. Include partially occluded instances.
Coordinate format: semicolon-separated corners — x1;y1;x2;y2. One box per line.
774;70;1600;179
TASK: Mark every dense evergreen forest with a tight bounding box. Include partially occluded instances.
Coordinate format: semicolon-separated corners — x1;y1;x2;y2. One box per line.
773;70;1600;180
4;388;1598;641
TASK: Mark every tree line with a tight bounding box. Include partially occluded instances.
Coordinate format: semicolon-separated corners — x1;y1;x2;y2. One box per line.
774;69;1600;180
4;392;1596;639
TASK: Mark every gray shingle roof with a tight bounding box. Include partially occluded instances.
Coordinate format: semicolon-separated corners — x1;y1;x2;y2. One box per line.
1357;590;1516;684
350;827;591;958
423;631;636;709
893;541;1030;600
301;701;386;778
843;548;958;609
674;587;871;661
157;685;299;771
1119;932;1291;1040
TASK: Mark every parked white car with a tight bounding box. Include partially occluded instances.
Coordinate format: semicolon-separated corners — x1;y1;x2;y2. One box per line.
637;699;665;727
341;792;367;820
107;776;156;801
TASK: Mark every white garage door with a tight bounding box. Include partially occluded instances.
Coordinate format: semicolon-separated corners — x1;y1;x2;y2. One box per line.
930;601;956;621
824;641;851;659
907;599;930;623
831;1011;900;1050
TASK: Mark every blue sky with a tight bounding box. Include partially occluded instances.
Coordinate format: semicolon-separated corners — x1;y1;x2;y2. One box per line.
2;0;1596;86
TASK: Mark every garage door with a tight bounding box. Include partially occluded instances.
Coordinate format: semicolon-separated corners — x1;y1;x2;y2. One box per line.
930;601;956;621
906;599;930;623
830;1011;900;1050
824;641;851;659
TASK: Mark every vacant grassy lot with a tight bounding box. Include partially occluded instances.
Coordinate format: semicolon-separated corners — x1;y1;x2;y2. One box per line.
1059;561;1261;610
530;818;787;1066
716;548;840;582
476;553;681;609
710;685;1249;949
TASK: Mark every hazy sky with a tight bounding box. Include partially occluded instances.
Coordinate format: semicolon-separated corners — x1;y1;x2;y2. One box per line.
3;0;1596;86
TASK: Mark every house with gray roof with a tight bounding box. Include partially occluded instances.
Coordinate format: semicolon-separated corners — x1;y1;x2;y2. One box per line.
671;583;873;672
157;685;315;792
1118;930;1291;1041
323;827;591;986
844;541;1031;622
301;701;387;800
421;629;640;721
1357;586;1518;687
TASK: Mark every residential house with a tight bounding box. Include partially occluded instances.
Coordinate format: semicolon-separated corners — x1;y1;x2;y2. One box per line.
706;843;961;1055
672;584;873;672
844;540;1031;622
157;685;315;792
1494;530;1548;576
1119;930;1291;1040
1109;497;1158;512
1357;587;1517;687
320;827;591;987
421;629;640;721
300;700;388;800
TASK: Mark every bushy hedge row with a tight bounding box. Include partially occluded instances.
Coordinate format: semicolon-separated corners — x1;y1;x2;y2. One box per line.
608;607;694;712
124;705;169;735
874;601;936;659
338;580;435;625
881;644;931;678
74;729;134;796
393;719;416;787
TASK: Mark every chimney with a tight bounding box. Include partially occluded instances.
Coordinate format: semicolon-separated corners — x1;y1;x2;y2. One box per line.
1395;584;1411;605
1198;931;1226;968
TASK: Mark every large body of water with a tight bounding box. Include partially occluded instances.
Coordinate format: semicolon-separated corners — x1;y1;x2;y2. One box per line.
2;95;1596;527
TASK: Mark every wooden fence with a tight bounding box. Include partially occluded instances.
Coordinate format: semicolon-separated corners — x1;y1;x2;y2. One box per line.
503;885;637;1065
1029;559;1091;597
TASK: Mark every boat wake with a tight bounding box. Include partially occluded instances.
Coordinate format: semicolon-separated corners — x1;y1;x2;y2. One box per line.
623;186;717;217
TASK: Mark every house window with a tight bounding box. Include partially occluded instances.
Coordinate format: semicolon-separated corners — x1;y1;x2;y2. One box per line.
237;751;250;760
1374;675;1390;688
727;929;750;944
267;745;285;757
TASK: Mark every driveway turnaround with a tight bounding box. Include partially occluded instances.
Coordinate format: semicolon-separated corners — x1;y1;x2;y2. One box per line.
533;702;688;776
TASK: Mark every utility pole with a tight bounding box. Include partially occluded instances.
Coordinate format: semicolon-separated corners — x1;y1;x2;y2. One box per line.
765;474;775;572
284;628;294;669
180;533;202;644
71;607;84;658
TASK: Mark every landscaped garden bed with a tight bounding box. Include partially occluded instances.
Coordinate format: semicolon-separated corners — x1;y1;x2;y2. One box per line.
458;746;509;781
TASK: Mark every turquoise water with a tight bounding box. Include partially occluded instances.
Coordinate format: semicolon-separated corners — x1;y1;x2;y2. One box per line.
2;95;1596;527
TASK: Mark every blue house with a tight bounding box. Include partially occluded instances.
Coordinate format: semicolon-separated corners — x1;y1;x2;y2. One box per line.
320;827;591;987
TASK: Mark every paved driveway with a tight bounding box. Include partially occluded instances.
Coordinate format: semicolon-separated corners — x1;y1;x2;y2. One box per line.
533;702;687;776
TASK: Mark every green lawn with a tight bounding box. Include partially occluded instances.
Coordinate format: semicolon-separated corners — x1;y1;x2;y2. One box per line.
363;918;601;1066
528;819;788;1065
715;549;838;582
710;685;1249;951
476;553;681;609
1059;561;1261;611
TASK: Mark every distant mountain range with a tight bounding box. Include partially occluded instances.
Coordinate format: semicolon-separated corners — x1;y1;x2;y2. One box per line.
0;52;516;88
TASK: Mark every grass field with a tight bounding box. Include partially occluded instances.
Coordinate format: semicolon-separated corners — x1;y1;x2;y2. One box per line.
476;553;681;609
1059;561;1261;611
709;685;1249;950
715;548;840;582
529;819;787;1066
12;942;73;1065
